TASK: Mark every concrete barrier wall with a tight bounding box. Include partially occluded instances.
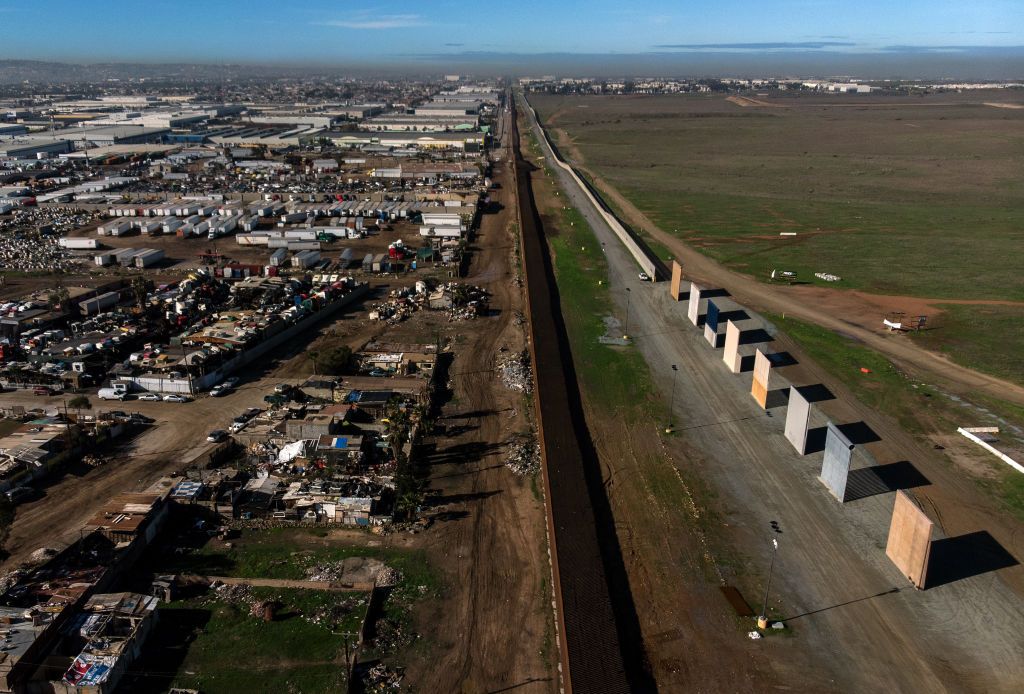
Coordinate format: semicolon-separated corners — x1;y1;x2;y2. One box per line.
523;98;658;280
670;261;683;301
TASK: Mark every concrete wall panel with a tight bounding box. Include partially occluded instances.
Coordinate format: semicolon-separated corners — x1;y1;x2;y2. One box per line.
784;386;811;454
687;282;702;326
751;349;770;408
820;422;854;500
670;261;683;301
723;320;742;373
885;490;934;589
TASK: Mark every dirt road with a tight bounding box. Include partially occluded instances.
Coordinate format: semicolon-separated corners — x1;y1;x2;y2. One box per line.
526;97;1024;692
545;126;1024;408
398;104;556;693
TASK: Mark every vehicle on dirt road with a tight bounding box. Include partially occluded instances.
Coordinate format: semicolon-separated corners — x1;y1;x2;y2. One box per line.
137;393;160;401
163;394;190;403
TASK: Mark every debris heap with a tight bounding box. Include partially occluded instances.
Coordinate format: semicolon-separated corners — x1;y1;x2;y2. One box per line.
497;348;533;394
506;435;541;475
361;663;404;692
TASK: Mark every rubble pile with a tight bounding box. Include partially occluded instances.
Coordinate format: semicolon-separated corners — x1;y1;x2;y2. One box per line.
497;348;533;394
375;565;402;587
506;435;540;476
360;663;404;692
372;616;415;653
305;561;348;582
304;595;366;629
209;582;258;612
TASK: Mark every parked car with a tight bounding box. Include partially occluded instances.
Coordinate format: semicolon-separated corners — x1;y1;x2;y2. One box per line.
273;383;291;394
163;394;189;403
243;407;261;418
137;393;160;401
4;486;34;504
32;386;54;396
206;429;227;443
638;272;650;281
224;376;240;387
228;421;247;434
209;386;228;397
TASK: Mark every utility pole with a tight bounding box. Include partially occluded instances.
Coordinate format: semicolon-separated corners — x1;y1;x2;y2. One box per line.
758;537;780;630
622;287;632;340
665;365;678;433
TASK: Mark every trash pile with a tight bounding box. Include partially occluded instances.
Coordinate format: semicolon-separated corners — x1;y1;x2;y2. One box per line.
304;595;366;630
210;581;258;612
360;663;404;692
814;272;842;282
513;311;526;326
369;281;490;324
372;616;415;653
506;435;540;475
497;348;533;394
305;561;348;582
375;565;402;587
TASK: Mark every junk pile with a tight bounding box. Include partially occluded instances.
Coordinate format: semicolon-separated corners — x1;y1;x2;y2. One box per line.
368;281;490;323
360;663;404;692
305;561;350;582
814;272;842;282
497;348;532;394
0;208;98;272
506;435;540;476
304;595;367;630
375;565;402;588
210;581;258;611
372;615;415;653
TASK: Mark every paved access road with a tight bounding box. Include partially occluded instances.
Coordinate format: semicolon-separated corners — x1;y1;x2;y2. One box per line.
523;94;1024;692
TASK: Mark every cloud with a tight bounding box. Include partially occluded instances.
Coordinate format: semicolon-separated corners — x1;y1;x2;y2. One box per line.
653;41;856;50
881;44;1024;53
318;14;424;30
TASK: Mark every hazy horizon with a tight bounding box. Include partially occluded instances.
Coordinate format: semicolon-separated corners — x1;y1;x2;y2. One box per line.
1;0;1022;80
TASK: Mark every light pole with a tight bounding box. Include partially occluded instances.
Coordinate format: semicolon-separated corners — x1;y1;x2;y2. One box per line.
758;536;780;630
622;287;632;340
665;365;678;433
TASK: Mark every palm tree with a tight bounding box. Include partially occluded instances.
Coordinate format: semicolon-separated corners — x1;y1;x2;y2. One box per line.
67;395;91;423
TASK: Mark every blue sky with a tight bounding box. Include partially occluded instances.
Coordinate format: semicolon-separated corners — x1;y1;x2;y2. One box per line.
0;0;1021;64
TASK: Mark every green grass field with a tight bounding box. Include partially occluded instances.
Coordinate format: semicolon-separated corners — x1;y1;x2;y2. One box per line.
155;527;438;589
165;587;357;693
910;304;1024;387
531;92;1024;301
771;313;1024;518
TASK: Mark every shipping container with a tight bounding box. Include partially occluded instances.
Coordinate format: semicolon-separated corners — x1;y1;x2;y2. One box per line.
269;248;288;267
133;248;165;268
59;237;98;250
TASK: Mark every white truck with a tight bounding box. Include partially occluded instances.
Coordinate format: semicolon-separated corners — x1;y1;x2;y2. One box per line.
98;382;129;401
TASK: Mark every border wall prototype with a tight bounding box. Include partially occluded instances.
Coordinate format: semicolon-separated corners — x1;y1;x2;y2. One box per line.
687;282;703;326
886;490;934;589
523;98;658;281
819;422;854;500
751;349;771;408
784;386;812;454
669;261;683;301
723;321;742;373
